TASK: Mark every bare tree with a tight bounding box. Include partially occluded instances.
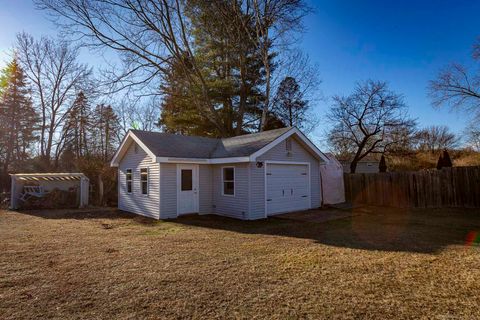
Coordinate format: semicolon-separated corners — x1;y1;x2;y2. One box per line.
272;50;322;104
36;0;231;136
270;50;321;133
429;63;480;115
36;0;311;134
16;32;92;165
465;121;480;151
327;80;416;173
430;37;480;117
414;125;459;153
117;95;161;136
239;0;311;131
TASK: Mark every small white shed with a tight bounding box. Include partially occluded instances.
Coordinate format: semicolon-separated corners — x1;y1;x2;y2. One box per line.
320;153;345;205
10;173;89;209
111;127;332;220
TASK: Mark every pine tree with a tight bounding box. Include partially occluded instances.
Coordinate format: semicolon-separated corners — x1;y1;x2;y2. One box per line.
64;91;91;158
436;154;444;170
379;154;387;172
159;1;268;137
0;58;38;189
442;149;453;167
272;76;312;130
91;104;120;161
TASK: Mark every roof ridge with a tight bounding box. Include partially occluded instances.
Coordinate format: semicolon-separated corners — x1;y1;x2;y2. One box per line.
130;129;221;142
221;127;292;141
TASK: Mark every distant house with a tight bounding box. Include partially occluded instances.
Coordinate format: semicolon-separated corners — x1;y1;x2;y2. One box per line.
339;156;380;174
110;127;334;220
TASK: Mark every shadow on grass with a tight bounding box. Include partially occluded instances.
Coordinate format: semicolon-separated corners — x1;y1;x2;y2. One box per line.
173;207;480;254
12;206;480;253
15;207;142;221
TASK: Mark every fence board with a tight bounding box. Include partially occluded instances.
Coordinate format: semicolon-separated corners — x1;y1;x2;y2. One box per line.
344;166;480;208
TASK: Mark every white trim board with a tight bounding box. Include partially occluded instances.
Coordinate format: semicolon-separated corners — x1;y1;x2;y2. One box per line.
111;131;157;167
156;157;250;164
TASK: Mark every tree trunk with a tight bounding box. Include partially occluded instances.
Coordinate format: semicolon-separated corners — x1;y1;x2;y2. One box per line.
260;63;271;131
350;160;358;174
289;104;293;127
97;174;104;206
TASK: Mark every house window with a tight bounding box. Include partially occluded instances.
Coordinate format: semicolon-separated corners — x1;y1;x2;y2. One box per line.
222;167;235;196
181;169;193;191
140;168;148;195
126;169;132;193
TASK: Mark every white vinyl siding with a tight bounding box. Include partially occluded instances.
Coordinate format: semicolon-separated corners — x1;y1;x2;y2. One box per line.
118;142;160;219
212;163;249;219
159;163;213;218
199;165;213;214
248;136;322;219
159;163;177;219
248;162;265;220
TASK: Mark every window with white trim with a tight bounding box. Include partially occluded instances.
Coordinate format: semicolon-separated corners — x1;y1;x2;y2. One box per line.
222;167;235;196
140;168;148;195
126;169;132;193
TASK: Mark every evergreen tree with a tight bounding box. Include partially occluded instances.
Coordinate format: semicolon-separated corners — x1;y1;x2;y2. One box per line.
379;154;387;172
442;149;453;167
91;104;120;161
64;91;91;158
0;58;38;190
436;154;444;170
159;1;269;137
272;76;309;129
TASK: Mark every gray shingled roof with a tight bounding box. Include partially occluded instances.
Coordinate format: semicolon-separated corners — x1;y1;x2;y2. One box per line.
130;127;292;159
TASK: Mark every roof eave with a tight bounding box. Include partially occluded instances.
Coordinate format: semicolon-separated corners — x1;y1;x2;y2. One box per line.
110;130;157;167
155;156;250;164
248;127;329;163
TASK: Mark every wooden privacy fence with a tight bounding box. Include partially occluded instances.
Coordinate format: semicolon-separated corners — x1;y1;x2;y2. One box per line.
344;166;480;208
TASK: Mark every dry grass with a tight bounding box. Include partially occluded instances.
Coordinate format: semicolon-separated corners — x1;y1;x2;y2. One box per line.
387;150;480;172
1;207;480;319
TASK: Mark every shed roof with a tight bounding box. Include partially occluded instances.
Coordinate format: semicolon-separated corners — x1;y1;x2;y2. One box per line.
10;173;88;181
111;127;328;166
130;127;292;159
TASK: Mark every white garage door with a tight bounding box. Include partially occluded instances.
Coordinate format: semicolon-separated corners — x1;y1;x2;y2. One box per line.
266;163;310;216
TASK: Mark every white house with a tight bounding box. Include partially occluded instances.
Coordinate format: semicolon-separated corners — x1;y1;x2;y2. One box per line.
110;127;332;220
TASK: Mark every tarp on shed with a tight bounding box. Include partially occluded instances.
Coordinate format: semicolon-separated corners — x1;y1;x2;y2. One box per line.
321;153;345;205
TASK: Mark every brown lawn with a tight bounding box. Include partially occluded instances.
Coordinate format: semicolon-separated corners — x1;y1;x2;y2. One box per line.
1;206;480;319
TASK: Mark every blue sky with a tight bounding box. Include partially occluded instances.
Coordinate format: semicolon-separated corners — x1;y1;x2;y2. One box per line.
1;0;479;143
303;0;480;142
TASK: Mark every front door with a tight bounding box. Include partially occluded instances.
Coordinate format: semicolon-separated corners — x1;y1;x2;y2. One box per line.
177;164;199;215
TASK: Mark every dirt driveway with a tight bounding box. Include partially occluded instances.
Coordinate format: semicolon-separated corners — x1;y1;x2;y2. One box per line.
1;206;479;319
